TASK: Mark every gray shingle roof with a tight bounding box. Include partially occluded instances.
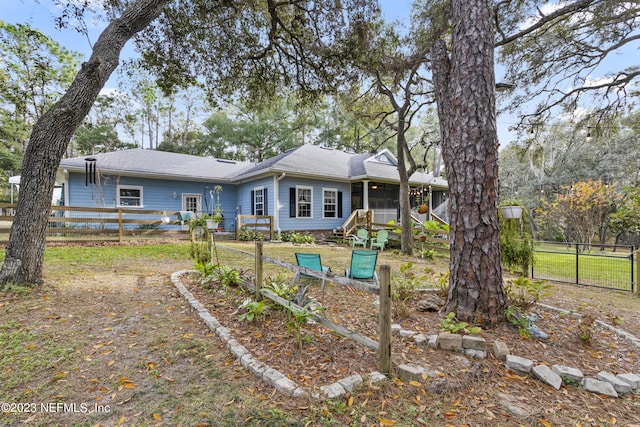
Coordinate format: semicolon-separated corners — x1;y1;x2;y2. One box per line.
58;146;448;189
59;148;251;181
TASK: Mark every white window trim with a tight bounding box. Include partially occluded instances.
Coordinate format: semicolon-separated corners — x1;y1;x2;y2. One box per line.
117;185;144;208
254;186;265;216
182;193;202;214
322;187;338;219
296;185;313;219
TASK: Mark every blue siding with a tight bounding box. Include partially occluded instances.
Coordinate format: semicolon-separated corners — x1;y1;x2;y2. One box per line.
277;176;350;231
67;173;239;231
67;172;351;232
237;177;274;216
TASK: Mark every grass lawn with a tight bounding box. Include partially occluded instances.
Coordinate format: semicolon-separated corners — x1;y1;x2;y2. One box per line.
534;243;637;291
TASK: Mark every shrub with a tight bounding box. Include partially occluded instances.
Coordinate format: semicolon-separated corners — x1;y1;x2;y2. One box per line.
281;230;315;244
239;229;265;241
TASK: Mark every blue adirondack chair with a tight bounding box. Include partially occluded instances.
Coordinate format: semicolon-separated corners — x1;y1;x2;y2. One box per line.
293;253;330;304
370;229;389;251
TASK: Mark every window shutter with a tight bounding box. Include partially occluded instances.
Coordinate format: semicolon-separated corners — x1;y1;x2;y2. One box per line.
338;191;343;218
251;190;255;215
289;188;296;217
264;188;268;215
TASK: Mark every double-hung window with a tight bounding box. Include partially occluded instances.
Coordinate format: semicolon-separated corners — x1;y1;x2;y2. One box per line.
254;187;264;215
297;186;312;218
323;188;337;218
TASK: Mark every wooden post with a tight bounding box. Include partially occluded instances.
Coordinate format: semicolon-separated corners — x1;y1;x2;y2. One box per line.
118;209;123;243
378;264;392;375
255;241;263;301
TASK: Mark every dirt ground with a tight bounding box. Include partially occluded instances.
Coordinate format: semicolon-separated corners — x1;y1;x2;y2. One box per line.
2;244;640;426
183;266;640;426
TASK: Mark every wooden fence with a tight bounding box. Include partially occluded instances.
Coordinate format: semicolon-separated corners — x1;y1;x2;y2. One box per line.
236;215;274;240
0;203;187;243
370;222;450;253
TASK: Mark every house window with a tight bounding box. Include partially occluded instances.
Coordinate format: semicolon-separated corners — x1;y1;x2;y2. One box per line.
254;187;264;215
117;185;143;207
297;186;312;218
323;188;337;218
183;194;201;214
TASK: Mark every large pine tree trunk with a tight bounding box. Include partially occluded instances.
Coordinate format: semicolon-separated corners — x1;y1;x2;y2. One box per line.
0;0;167;287
431;0;506;325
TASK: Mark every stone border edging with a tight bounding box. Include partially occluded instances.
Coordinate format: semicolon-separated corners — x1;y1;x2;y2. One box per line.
536;302;640;348
174;271;640;400
170;270;387;399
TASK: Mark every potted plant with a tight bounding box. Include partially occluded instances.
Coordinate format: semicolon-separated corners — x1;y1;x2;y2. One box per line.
499;202;534;276
500;200;524;219
189;214;211;239
415;193;428;214
210;185;223;229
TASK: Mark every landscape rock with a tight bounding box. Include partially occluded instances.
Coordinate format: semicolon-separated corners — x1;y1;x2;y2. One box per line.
617;373;640;390
552;365;584;384
413;334;427;345
416;294;442;312
274;377;298;395
582;377;619;398
397;364;426;382
505;355;534;374
262;368;285;387
367;372;387;384
462;335;487;351
438;333;463;351
338;374;363;392
596;371;632;394
427;335;438;348
496;392;533;418
399;329;416;338
532;365;562;390
320;382;346;399
464;348;487;359
493;340;510;361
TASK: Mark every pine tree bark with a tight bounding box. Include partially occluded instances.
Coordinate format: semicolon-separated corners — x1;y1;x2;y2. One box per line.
431;0;506;325
0;0;168;287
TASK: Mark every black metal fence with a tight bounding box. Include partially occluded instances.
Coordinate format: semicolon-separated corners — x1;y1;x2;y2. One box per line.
532;241;636;292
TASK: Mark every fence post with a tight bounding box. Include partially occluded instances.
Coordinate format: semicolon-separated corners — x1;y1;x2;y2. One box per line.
255;241;263;301
636;248;639;295
575;243;579;285
118;209;123;243
378;265;392;376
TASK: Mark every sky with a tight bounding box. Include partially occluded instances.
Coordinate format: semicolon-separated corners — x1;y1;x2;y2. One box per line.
1;0;518;143
2;0;633;147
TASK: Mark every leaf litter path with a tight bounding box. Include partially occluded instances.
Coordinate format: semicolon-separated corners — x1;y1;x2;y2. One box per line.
0;262;284;427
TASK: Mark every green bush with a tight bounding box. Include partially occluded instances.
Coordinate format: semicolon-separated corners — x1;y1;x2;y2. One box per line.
281;230;315;244
239;229;265;241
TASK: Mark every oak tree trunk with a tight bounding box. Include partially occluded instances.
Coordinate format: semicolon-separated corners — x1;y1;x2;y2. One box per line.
431;0;506;325
0;0;168;287
396;118;414;255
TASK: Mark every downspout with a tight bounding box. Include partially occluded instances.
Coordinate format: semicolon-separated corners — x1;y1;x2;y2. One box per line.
274;173;286;237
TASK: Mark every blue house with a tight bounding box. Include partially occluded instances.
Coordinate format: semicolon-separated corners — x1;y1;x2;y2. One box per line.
56;145;448;233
